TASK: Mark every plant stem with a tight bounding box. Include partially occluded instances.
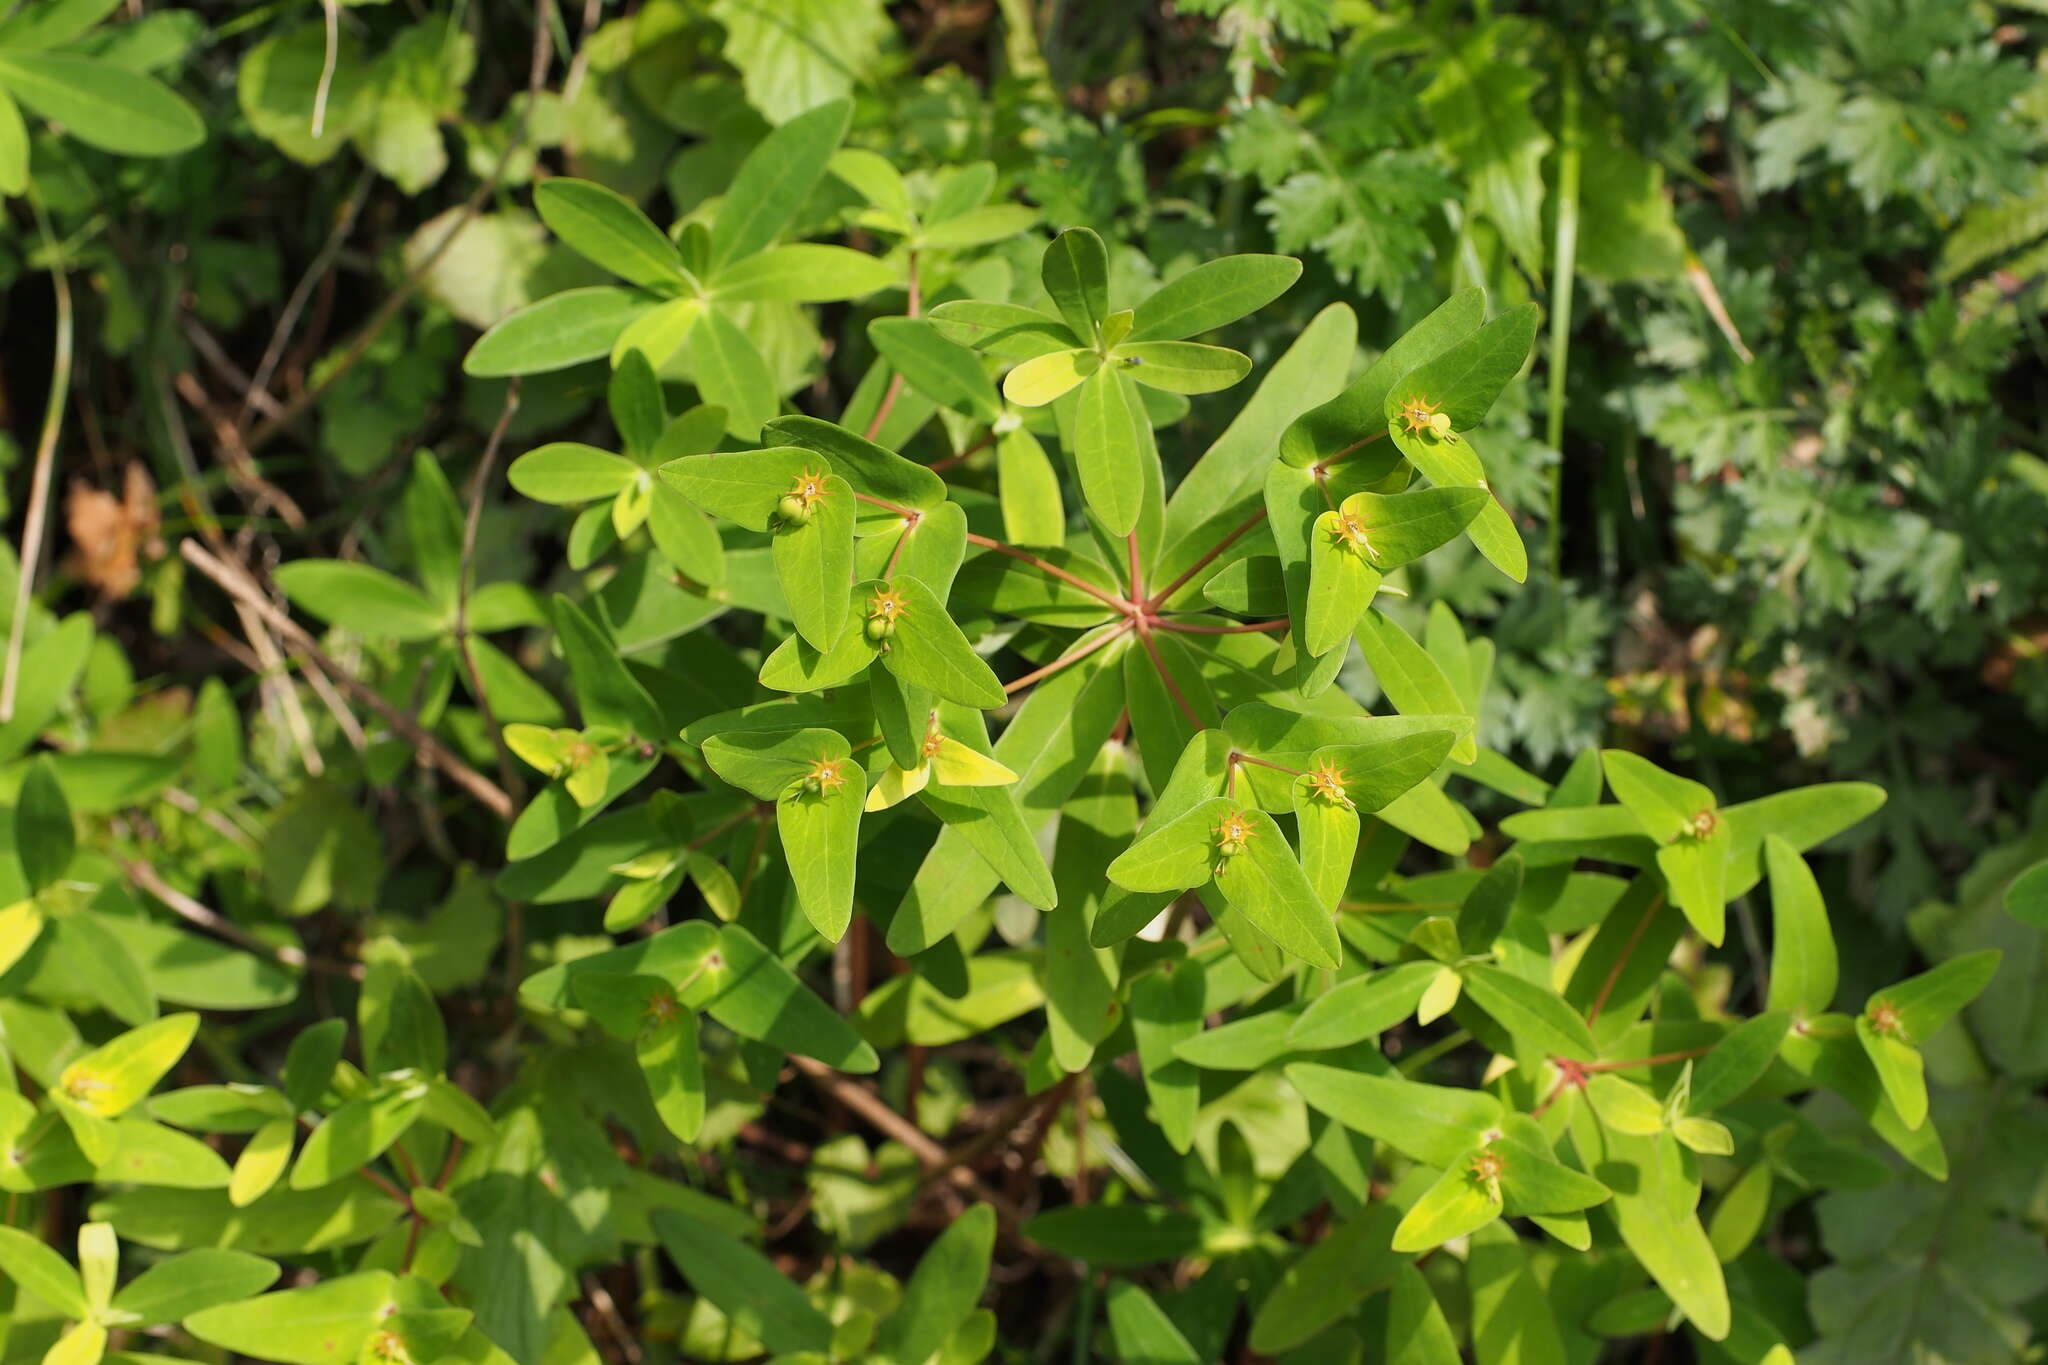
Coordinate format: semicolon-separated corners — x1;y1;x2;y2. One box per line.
1154;618;1287;635
1544;62;1581;580
1004;623;1131;694
1135;621;1204;729
864;249;920;441
1145;508;1267;609
1;193;74;724
456;381;527;806
965;531;1135;613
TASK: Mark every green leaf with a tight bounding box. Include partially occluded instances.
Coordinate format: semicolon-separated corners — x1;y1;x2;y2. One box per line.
1108;795;1228;894
0;1223;87;1318
927;300;1077;360
283;1020;347;1115
1707;1163;1773;1264
638;1003;705;1143
1287;1063;1500;1166
1602;750;1715;843
57;1014;199;1119
273;561;446;640
1127;254;1301;342
1116;342;1251;394
766;415;949;522
692;305;780;438
0;85;26;201
17;755;75;895
1461;964;1595;1061
289;1086;425;1190
1072;365;1146;537
1280;291;1482;469
1493;1135;1611;1215
777;754;864;941
1657;824;1731;945
1040;227;1109;342
1855;1016;1928;1130
1021;1204;1203;1267
996;426;1066;546
882;574;1004;708
706;923;879;1072
109;1248;280;1327
507;444;640;505
228;1118;294;1208
1305;511;1380;657
713;243;896;302
1720;782;1887;897
1292;775;1359;911
653;1209;834;1354
533;178;686;291
184;1271;397;1365
1763;835;1837;1017
0;50;201;155
2006;859;2048;927
659;445;813;531
464;287;656;377
1385;1261;1462;1365
708;93;844;254
1308;733;1457;815
873;1205;994;1364
1212;805;1343;968
1106;1282;1202;1365
1456;854;1522;953
1130;959;1205;1154
868;317;1002;423
1567;1114;1730;1341
1383;303;1539;432
1688;1012;1791;1114
1878;948;2002;1043
1339;487;1490;571
1288;961;1438;1051
1393;1154;1504;1252
1002;347;1097;407
772;474;855;650
1354;610;1475;763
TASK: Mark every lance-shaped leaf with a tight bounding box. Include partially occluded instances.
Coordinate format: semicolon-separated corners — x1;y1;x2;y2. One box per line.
1877;948;2001;1043
1041;227;1109;342
109;1247;281;1326
1764;835;1836;1016
533;178;689;291
1384;427;1528;582
653;1209;834;1354
613;295;703;369
1107;795;1231;894
759;584;885;694
1719;781;1886;898
1341;486;1489;570
704;924;878;1072
638;998;705;1142
1307;732;1458;815
229;1117;294;1208
290;1084;426;1189
659;446;815;531
1568;1111;1730;1341
1280;289;1485;468
1383;304;1539;433
509;443;641;505
997;425;1066;546
464;286;658;377
710;97;850;269
768;415;948;519
873;1204;996;1364
1456;854;1522;953
772;473;855;650
1460;964;1596;1060
184;1271;398;1365
1072;365;1146;536
1603;750;1715;842
1004;348;1098;408
1107;1282;1203;1365
0;1224;87;1318
1127;253;1302;342
56;1014;199;1119
1288;960;1440;1051
879;575;1004;708
1393;1152;1504;1251
1305;510;1381;656
1688;1011;1791;1114
693;306;780;438
1292;773;1359;911
17;756;74;894
1493;1134;1611;1216
869;317;1002;423
1287;1063;1502;1166
1657;823;1732;945
929;299;1077;360
1354;610;1476;763
776;747;865;942
1212;805;1343;968
1115;341;1251;394
1203;556;1290;616
1044;746;1132;1070
1130;958;1206;1153
712;243;896;302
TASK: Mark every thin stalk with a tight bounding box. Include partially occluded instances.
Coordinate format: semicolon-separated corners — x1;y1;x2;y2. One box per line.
1544;63;1581;580
1144;508;1266;608
1004;623;1130;694
965;531;1135;613
1;193;74;723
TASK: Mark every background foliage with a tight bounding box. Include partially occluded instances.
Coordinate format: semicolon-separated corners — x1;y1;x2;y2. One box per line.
1;0;2046;1362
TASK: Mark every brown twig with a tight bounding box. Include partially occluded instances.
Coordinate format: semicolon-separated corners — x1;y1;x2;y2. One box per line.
180;539;516;820
240;165;375;427
862;250;919;442
127;859;362;979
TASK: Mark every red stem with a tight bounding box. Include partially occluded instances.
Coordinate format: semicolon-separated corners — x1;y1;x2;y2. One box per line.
965;531;1135;613
1135;621;1204;730
1145;508;1267;609
1588;894;1664;1024
1155;618;1288;635
862;251;920;442
1004;623;1130;694
1125;532;1143;602
1581;1046;1713;1073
